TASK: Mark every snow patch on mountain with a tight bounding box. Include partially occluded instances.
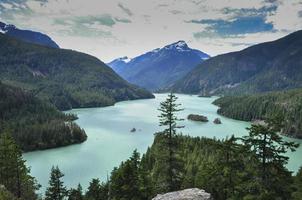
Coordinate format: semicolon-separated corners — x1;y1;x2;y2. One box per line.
123;57;132;63
151;48;160;53
164;40;190;52
117;56;132;63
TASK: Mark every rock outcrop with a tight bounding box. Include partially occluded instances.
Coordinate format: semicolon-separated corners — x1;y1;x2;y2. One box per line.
152;188;211;200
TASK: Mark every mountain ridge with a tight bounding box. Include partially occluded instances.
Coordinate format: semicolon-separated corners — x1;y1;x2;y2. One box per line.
168;30;302;95
0;33;154;110
108;41;210;90
0;21;59;48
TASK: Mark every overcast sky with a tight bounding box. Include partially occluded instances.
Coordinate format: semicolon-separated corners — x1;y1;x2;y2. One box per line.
0;0;301;62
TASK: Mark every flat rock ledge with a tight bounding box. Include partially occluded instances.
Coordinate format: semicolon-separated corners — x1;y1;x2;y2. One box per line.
152;188;211;200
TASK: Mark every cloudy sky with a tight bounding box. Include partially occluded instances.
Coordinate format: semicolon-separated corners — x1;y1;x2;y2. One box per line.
0;0;301;62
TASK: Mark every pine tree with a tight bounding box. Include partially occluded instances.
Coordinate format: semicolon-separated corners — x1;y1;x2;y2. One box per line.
110;150;142;200
157;92;184;192
217;136;245;199
128;150;141;199
139;153;154;199
243;123;299;198
292;167;302;199
86;178;109;200
0;185;18;200
0;132;39;200
68;184;83;200
45;166;67;200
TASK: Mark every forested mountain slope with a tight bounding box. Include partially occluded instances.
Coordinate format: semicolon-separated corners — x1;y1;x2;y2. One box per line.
0;82;87;151
0;33;154;110
169;30;302;95
213;89;302;138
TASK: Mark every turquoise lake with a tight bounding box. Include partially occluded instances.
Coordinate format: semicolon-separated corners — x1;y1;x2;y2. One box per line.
23;93;302;194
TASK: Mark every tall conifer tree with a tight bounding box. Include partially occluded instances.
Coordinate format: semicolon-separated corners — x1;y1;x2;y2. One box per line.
0;132;38;200
243;123;299;198
157;93;184;192
45;166;67;200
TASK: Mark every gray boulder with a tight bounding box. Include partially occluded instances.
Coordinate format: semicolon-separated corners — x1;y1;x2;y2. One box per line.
152;188;211;200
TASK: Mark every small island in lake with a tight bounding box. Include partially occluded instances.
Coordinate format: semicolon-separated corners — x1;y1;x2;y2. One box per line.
198;94;212;98
187;114;209;122
213;118;222;124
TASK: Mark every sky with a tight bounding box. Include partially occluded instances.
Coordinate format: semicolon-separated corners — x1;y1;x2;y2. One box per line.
0;0;301;62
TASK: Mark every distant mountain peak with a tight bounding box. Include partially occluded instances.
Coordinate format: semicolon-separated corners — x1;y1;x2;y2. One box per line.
0;22;5;29
164;40;189;51
173;40;187;47
0;21;59;48
4;24;16;30
1;21;20;32
0;22;7;34
107;40;210;90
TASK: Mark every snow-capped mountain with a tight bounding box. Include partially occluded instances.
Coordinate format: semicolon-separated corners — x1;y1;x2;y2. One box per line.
107;56;132;74
107;41;210;90
0;21;59;48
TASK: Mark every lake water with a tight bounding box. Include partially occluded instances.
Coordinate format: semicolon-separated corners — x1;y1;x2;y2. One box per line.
23;93;302;194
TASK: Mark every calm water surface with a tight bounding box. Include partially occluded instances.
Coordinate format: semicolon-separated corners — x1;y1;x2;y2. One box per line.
23;93;302;193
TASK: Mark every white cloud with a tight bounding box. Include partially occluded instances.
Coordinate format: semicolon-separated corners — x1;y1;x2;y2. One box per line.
189;31;290;56
0;0;301;62
266;0;302;31
1;3;13;9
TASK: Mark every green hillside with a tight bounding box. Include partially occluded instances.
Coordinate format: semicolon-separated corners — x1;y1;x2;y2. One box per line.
169;30;302;95
213;89;302;138
0;82;87;151
0;33;154;110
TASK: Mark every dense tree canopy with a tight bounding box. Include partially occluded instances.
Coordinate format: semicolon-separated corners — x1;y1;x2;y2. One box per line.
213;88;302;138
45;166;67;200
0;33;153;110
0;82;87;151
0;133;39;200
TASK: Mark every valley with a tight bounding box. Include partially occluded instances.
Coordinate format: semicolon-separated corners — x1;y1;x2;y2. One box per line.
23;94;302;193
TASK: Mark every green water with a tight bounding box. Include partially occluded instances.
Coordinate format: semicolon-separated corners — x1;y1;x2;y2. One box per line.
23;93;302;193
